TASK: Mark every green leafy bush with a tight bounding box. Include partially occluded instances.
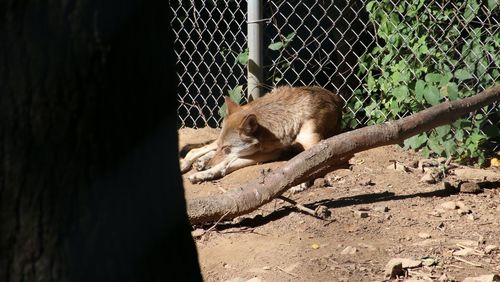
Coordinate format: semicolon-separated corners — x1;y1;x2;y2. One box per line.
345;0;500;165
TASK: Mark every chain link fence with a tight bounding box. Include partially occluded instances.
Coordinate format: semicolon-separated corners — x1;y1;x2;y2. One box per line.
169;0;499;150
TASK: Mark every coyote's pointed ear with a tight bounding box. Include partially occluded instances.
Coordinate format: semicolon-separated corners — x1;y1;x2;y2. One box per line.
224;96;240;115
239;114;258;136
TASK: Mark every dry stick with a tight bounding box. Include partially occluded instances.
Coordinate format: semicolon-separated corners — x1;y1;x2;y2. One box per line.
187;85;500;224
453;256;483;267
277;196;322;219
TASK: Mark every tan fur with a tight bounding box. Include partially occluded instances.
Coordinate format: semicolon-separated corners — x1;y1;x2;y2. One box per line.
181;86;343;183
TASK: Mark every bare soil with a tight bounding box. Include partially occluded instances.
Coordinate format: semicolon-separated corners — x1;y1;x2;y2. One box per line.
180;128;500;282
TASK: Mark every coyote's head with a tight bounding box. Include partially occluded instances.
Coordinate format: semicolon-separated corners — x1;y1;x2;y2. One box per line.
207;97;261;167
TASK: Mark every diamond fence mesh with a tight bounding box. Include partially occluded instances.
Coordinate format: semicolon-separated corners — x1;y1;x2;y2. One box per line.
169;0;499;150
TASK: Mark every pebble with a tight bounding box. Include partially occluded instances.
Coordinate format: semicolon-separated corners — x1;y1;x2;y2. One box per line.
359;178;375;186
374;205;389;212
387;162;409;172
341;246;358;255
453;247;475;256
418;232;431;239
467;214;478;221
262;266;271;270
420;172;437;184
384;259;403;279
440;201;458;210
355;211;369;218
459;182;483;194
485;245;498;254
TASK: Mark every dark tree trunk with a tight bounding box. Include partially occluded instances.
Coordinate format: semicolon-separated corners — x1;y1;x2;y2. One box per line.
0;1;201;281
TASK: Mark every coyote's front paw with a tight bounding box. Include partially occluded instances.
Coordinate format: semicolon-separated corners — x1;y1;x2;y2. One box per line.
180;159;193;173
188;171;215;184
193;151;215;171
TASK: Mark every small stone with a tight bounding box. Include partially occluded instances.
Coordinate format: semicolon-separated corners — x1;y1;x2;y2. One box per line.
191;229;205;238
313;177;327;187
314;205;331;218
262;266;271;270
384;259;403;279
341;246;358;255
485;245;498;254
438;274;449;281
467;214;478;221
420;172;437;184
459;182;483;194
355;211;369;218
463;274;500;282
440;201;458;210
374;205;389;212
359;178;375;186
418;232;431;239
387;162;410;172
284;262;301;273
384;214;392;220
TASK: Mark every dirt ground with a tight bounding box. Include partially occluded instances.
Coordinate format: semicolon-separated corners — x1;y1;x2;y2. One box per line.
179;128;500;282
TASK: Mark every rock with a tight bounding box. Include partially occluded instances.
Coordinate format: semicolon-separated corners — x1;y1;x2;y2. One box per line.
458;209;471;215
191;229;205;238
438;273;449;281
387;162;410;172
313;177;327;187
440;201;458;210
420;172;437;184
245;277;265;282
262;266;271;270
314;205;331;218
359;178;375;186
418;232;431;239
485;245;498;254
443;180;459;191
374;205;389;212
354;210;369;218
463;274;500;282
398;258;422;268
341;246;358;255
459;182;483;194
467;214;478;221
384;259;404;279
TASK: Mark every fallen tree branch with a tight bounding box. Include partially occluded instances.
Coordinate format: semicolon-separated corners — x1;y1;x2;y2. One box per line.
187;85;500;224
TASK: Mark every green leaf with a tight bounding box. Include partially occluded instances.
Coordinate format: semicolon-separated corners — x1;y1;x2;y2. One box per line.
285;32;296;41
392;85;408;102
446;83;459;100
488;0;499;11
435;125;451;138
424;86;441;105
425;73;442;83
268;41;284;51
404;133;428;150
228;85;243;104
455;69;473;81
218;104;227;118
443;140;457;158
428;139;444;155
236;49;249;65
415;80;426;101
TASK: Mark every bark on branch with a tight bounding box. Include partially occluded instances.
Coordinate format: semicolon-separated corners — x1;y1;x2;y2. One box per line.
187;84;500;224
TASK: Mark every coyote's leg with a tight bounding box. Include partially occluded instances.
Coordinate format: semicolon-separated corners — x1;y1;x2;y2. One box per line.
188;151;281;183
180;141;218;173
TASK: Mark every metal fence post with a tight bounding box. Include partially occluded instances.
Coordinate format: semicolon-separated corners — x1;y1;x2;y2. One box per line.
247;0;264;100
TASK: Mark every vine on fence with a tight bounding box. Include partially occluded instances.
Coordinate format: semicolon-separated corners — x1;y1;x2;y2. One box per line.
344;0;499;165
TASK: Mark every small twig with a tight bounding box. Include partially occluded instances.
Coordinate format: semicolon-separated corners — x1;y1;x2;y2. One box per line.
205;210;231;233
277;196;322;219
276;266;299;278
448;264;464;269
453;256;482;267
